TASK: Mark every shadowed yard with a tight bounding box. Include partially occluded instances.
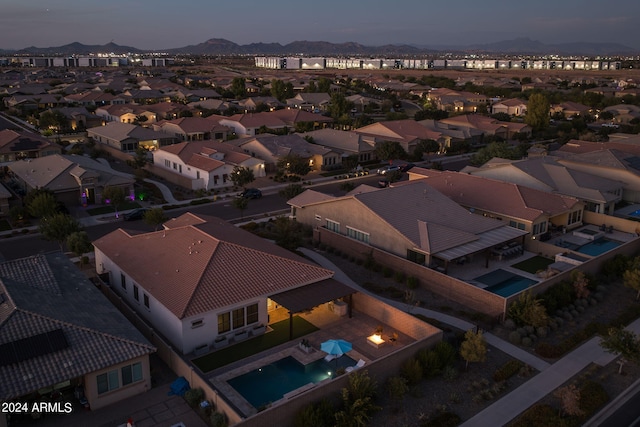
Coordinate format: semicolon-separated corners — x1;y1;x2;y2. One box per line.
192;316;318;373
512;255;554;275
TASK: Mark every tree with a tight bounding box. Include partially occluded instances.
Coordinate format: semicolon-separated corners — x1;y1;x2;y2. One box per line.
143;208;167;231
39;110;69;132
273;217;306;251
277;154;312;177
133;146;149;169
554;384;583;417
329;93;353;120
39;213;80;251
278;183;305;200
271;79;293;102
571;270;590;299
460;329;487;370
230;166;255;189
525;93;550;132
334;370;381;427
600;327;640;374
66;231;93;268
374;141;406;161
26;192;59;219
231;77;246;99
470;141;521;166
623;256;640;300
102;186;127;218
231;196;249;219
508;291;549;328
317;77;332;93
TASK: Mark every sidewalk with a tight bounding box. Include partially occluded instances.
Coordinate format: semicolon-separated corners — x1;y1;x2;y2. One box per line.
299;248;639;427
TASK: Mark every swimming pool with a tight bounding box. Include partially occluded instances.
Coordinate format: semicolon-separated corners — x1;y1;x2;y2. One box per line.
474;269;538;297
628;210;640;218
577;238;621;256
227;355;356;409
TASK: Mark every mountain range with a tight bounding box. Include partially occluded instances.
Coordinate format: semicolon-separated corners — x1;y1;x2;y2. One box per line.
1;37;636;57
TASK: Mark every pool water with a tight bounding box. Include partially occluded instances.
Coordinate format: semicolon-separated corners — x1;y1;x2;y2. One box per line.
228;355;356;409
577;238;621;256
474;269;538;297
628;210;640;217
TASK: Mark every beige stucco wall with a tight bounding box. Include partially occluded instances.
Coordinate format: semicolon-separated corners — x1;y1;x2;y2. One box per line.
83;354;151;410
294;198;414;259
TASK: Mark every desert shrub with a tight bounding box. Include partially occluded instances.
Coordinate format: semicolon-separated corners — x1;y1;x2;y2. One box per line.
417;349;442;377
400;357;423;385
185;388;204;407
508;331;522;344
407;276;418;289
293;399;335;427
504;318;516;330
434;341;457;368
540;281;575;313
536;327;548;338
210;411;228;427
442;366;459;381
579;380;609;415
382;266;394;278
394;271;406;284
420;412;461;427
493;360;524;382
511;404;563;427
600;253;630;279
521;337;532;347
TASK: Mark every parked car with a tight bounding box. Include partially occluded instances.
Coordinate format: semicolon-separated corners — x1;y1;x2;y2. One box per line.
378;178;390;188
376;165;401;175
399;163;415;172
123;208;150;221
239;188;262;199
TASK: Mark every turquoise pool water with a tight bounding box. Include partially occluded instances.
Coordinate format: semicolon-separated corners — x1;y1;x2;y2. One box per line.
228;355;356;409
577;238;621;256
475;269;538;297
628;210;640;217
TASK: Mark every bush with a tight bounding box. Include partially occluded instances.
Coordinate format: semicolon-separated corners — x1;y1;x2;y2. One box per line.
579;380;609;415
210;411;227;427
508;331;522;344
521;337;532;347
382;266;394;278
184;388;204;407
406;276;418;289
394;271;406;284
400;357;423;385
417;348;441;377
493;360;524;382
434;341;457;368
421;412;461;427
504;318;516;330
293;399;335;427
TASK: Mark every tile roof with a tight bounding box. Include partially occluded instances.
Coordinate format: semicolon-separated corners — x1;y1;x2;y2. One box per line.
0;129;58;154
0;253;155;400
410;169;580;221
93;215;333;319
354;120;441;144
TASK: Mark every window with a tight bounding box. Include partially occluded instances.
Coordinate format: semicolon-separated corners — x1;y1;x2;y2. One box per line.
508;220;526;230
120;273;126;290
233;307;245;329
326;219;340;233
196;171;200;179
143;294;149;309
164;159;170;168
568;210;582;225
133;285;139;301
246;303;259;325
315;215;322;221
121;362;143;386
532;222;547;235
97;369;119;394
191;319;203;328
347;226;370;244
218;312;230;334
407;249;426;265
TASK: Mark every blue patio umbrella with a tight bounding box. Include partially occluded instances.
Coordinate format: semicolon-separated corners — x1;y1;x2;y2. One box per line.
321;339;352;356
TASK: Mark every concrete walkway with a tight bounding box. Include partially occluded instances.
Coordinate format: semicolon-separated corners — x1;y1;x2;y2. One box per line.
300;247;640;427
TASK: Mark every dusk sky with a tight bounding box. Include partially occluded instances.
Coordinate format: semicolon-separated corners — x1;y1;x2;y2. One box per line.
2;0;639;51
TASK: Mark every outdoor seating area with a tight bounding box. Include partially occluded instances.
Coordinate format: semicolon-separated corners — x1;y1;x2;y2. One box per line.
491;242;523;261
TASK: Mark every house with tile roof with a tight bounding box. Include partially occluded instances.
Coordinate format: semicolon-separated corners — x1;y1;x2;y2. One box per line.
152;141;265;190
439;114;532;140
285;93;331;111
353;119;445;155
93;213;351;354
491;98;528;117
0;129;62;163
87;122;176;152
0;252;155;411
288;180;528;271
230;133;338;173
298;128;377;164
407;168;583;239
9;154;135;206
551;101;591;118
462;155;624;215
549;139;640;204
95;104;160;124
219;112;289;137
151;117;230;142
427;88;488;113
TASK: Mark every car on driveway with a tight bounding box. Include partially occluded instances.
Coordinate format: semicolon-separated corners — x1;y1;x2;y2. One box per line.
239;188;262;199
376;165;401;175
123;208;150;221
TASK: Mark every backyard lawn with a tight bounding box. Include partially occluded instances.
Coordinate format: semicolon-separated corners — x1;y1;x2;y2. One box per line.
512;256;554;274
192;316;318;373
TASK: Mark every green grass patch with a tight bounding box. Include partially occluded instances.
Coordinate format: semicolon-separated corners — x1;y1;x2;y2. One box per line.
86;201;142;216
192;316;319;373
0;219;11;232
512;256;554;275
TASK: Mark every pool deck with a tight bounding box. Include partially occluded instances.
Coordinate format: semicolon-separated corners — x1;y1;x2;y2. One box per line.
207;305;414;417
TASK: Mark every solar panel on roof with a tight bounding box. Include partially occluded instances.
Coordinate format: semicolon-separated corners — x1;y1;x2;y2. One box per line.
0;329;69;367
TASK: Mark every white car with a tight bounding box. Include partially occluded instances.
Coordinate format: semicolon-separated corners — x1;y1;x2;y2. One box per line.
376;165;400;175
